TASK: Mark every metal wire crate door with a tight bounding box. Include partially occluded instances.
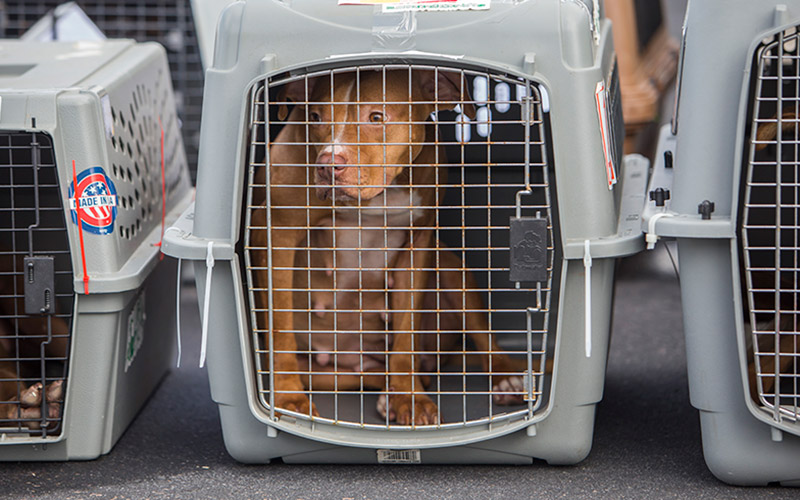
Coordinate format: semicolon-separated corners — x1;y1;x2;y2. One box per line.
743;26;800;427
244;65;557;431
0;131;73;437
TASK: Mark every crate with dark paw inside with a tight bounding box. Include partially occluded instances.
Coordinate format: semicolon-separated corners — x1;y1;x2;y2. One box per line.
643;0;800;486
0;40;192;460
163;0;646;464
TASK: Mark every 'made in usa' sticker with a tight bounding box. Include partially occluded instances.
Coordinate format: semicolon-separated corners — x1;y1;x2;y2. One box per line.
69;166;118;235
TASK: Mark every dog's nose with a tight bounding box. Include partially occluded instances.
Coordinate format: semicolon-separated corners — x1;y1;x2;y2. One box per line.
316;153;348;177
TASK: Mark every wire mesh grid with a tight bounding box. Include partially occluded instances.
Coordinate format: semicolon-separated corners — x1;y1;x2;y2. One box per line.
743;26;800;426
242;64;557;430
0;1;203;179
0;131;73;436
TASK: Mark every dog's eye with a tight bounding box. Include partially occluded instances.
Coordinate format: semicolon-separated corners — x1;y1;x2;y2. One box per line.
309;111;322;123
369;112;385;123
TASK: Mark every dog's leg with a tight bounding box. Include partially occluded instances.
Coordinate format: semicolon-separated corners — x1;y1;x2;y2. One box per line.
0;339;64;430
748;316;797;403
388;231;439;425
756;109;799;151
0;379;64;430
252;206;319;418
435;250;545;406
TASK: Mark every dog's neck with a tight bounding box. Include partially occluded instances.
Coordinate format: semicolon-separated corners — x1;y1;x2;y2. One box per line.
331;179;427;226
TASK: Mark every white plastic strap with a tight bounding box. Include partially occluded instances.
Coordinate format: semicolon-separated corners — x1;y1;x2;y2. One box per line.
200;241;214;368
646;212;674;250
583;239;592;358
175;257;182;368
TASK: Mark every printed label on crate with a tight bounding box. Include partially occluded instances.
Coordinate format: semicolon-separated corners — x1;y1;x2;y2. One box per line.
377;449;421;464
339;0;490;12
125;292;146;372
68;166;118;235
595;81;617;190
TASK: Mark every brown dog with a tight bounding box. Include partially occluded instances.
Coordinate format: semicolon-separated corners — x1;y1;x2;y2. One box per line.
0;253;67;430
253;69;531;424
293;214;527;423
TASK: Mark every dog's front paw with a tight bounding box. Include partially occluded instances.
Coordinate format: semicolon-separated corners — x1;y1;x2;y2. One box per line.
3;380;64;430
492;376;526;405
389;393;439;426
274;392;319;418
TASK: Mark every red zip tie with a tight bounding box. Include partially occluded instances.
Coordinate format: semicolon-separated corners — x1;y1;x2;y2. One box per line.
72;159;90;294
156;116;166;260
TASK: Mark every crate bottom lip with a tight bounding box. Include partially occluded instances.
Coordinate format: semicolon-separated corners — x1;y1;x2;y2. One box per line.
755;404;800;428
253;411;538;450
0;432;64;445
242;389;560;449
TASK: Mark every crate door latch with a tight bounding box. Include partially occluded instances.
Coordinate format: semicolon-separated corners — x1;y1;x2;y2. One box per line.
24;256;55;315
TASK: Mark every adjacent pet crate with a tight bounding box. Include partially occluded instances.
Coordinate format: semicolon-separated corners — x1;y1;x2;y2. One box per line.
0;0;204;179
163;0;646;464
643;0;800;486
0;40;192;460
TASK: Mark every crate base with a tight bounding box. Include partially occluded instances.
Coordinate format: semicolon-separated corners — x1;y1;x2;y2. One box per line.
200;257;616;465
217;400;597;465
699;409;800;486
678;239;800;486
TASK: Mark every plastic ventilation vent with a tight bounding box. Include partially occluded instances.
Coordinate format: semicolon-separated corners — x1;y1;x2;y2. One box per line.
1;0;203;178
106;64;184;259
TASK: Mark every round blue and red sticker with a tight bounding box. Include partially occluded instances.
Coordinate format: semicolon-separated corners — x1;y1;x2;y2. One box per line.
68;166;118;235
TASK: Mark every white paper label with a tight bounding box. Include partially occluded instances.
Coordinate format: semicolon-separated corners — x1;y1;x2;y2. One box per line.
377;449;421;464
339;0;490;12
595;81;617;190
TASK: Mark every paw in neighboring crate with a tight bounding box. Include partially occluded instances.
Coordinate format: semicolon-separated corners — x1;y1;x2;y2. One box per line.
0;359;64;430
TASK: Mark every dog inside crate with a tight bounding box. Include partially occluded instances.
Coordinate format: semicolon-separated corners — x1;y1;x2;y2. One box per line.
742;26;800;420
0;132;72;435
243;65;557;427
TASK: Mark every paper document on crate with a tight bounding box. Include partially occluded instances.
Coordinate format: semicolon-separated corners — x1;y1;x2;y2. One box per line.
338;0;490;12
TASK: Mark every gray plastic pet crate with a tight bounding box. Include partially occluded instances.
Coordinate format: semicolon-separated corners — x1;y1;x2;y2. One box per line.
163;0;646;465
0;40;192;460
643;0;800;486
0;0;204;180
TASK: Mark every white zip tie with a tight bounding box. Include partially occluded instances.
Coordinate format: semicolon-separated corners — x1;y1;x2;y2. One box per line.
200;241;214;368
583;239;592;358
646;212;673;250
175;257;182;368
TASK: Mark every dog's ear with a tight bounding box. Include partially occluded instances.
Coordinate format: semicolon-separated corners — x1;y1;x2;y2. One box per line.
418;69;476;119
277;77;319;121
